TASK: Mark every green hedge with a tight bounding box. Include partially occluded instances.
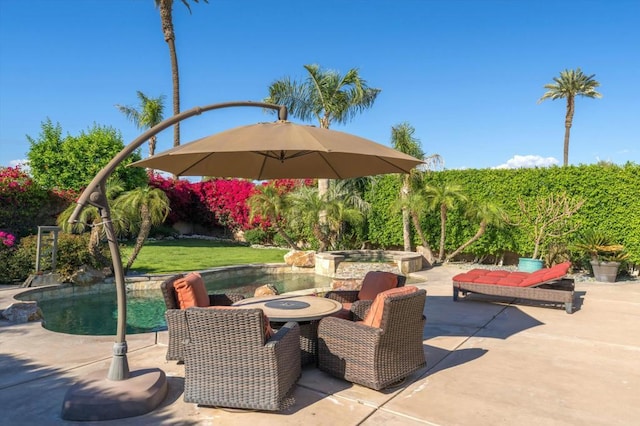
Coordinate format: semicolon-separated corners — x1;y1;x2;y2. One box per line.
366;163;640;264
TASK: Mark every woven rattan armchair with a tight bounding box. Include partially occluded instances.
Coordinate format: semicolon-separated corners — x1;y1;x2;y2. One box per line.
324;271;406;320
160;274;245;361
182;307;301;411
318;287;427;390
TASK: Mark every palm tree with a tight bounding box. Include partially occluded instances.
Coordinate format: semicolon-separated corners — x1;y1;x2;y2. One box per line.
444;201;505;263
390;123;425;252
538;68;602;166
265;64;381;197
114;186;170;271
154;0;208;148
424;182;468;262
247;184;300;250
57;178;125;267
115;91;166;157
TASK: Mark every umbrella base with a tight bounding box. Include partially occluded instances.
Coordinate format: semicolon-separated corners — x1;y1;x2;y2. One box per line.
61;368;167;421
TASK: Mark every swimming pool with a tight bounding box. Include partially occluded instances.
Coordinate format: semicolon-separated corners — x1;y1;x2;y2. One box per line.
23;271;334;336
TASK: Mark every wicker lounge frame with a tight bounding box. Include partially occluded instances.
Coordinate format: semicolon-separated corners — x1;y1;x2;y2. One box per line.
182;307;301;411
318;288;427;390
452;263;575;314
160;274;245;362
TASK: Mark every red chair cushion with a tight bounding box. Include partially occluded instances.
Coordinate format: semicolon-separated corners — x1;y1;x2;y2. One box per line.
357;271;399;301
361;286;419;329
174;272;209;309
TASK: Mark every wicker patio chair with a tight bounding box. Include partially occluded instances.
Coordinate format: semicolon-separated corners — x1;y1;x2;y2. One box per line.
318;286;427;390
182;307;301;411
324;271;406;320
160;273;245;361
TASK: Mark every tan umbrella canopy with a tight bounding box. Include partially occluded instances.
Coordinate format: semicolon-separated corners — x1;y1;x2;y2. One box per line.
131;120;423;179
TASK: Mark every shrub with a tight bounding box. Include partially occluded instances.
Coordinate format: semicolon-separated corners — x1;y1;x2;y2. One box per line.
243;228;273;245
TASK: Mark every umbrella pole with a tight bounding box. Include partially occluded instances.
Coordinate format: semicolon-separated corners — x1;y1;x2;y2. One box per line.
99;201;130;380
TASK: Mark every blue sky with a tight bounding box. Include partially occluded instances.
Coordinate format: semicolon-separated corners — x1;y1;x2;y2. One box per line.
1;0;638;171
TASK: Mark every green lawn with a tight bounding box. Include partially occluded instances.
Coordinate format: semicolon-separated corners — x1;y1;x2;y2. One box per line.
122;239;289;274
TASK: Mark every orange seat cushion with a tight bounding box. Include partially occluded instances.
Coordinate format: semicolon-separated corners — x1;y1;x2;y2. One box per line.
357;271;399;301
174;272;209;309
361;286;419;329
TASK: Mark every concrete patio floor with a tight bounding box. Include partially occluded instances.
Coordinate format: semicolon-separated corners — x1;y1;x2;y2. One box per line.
1;265;639;425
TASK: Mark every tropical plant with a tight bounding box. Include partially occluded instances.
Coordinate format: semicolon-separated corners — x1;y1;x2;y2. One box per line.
509;192;585;260
114;185;170;271
247;183;299;250
57;178;125;268
115;91;166;157
423;182;468;262
573;230;629;263
538;68;602;166
390;123;424;252
444;201;506;263
265;64;381;197
154;0;208;148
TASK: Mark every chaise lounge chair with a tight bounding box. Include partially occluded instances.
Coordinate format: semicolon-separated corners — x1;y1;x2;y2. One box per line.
452;261;575;313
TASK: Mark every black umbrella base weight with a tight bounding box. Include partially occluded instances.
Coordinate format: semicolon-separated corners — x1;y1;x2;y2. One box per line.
61;368;167;421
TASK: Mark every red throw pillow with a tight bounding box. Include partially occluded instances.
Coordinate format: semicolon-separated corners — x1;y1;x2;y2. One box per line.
361;286;418;329
174;272;209;309
357;271;399;301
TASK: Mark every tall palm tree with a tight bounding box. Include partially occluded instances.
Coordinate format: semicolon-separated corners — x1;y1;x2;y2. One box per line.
154;0;208;148
265;64;381;197
115;91;166;157
424;182;468;262
538;68;602;166
444;201;505;263
247;184;300;250
390;123;425;252
114;186;170;271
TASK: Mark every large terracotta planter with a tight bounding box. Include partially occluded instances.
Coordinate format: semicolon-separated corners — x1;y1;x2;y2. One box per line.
518;257;544;272
590;260;620;282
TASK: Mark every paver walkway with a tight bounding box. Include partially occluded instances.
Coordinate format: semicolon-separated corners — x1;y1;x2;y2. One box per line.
1;265;639;425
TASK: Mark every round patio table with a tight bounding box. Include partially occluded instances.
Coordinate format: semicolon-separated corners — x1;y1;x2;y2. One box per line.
233;295;342;365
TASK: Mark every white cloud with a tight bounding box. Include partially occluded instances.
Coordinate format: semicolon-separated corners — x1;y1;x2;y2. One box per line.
493;155;559;169
8;159;30;172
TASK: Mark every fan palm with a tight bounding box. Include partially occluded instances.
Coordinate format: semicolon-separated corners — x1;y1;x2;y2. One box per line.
154;0;208;148
538;68;602;166
115;91;166;157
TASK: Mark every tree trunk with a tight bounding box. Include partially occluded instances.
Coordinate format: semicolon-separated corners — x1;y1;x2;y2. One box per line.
444;222;487;263
411;211;435;263
89;220;110;268
125;204;151;271
563;95;575;166
159;1;180;149
438;204;447;262
401;177;411;251
275;225;300;250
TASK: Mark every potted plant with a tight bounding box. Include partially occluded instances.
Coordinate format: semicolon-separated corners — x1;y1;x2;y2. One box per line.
573;230;628;282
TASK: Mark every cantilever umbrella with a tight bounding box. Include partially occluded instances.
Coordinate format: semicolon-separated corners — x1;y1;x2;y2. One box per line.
131;120;423;179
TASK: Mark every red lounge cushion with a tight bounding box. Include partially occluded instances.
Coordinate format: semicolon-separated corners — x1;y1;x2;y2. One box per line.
362;286;419;329
175;272;209;309
357;271;399;301
453;272;487;281
496;277;526;286
485;271;511;277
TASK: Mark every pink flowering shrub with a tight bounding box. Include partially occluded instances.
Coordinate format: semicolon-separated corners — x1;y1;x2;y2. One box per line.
0;231;16;247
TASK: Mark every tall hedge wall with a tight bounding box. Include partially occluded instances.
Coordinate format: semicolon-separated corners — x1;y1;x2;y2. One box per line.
366;163;640;264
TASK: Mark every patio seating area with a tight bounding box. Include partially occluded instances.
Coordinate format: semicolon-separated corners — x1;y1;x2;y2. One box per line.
1;264;639;425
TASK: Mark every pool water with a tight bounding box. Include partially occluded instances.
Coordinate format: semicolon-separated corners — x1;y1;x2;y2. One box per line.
35;272;333;336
